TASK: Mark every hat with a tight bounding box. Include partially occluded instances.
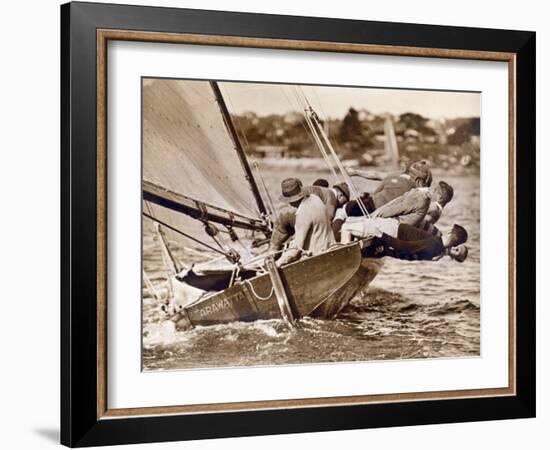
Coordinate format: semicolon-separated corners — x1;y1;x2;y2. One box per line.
279;178;305;203
333;182;350;201
451;244;468;263
407;160;432;182
312;178;330;188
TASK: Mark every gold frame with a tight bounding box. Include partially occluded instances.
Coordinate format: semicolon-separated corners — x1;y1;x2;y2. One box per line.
96;29;516;420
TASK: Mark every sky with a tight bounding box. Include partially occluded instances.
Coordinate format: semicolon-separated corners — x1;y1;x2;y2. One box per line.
220;82;480;120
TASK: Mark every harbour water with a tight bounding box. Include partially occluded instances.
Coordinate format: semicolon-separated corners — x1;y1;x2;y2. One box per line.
142;167;480;371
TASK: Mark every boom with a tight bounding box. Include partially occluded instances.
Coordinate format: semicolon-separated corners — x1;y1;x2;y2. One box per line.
143;180;270;233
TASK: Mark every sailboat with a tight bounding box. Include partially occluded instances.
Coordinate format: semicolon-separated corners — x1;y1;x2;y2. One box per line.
142;79;383;331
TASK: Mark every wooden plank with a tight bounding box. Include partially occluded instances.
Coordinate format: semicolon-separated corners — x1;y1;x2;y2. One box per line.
265;257;296;329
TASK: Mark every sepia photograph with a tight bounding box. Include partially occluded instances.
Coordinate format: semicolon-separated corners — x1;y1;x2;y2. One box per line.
141;78;480;371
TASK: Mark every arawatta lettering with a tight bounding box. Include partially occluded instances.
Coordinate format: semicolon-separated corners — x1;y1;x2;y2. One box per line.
199;298;231;318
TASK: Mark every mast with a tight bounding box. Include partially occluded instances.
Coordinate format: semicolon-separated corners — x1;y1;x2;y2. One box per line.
210;81;268;216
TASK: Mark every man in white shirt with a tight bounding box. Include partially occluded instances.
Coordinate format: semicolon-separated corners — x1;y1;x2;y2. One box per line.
340;217;468;263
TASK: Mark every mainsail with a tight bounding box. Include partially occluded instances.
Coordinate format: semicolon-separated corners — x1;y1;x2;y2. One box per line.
142;79;268;258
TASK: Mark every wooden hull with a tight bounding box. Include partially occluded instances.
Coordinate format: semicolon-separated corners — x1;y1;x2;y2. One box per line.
310;257;383;318
176;242;382;329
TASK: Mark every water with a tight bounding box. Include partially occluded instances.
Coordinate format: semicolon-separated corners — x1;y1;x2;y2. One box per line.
142;165;480;371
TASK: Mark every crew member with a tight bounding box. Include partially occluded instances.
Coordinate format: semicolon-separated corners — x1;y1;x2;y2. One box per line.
418;180;454;236
269;179;346;256
304;182;350;221
332;160;433;234
341;216;468;262
276;178;335;266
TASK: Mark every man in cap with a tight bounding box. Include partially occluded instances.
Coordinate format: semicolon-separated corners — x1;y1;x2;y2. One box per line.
274;178;335;267
312;178;330;188
332;160;433;235
303;181;350;222
370;160;432;207
344;160;433;213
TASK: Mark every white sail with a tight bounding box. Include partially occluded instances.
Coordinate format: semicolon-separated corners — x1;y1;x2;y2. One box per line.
142;79;266;256
384;115;400;168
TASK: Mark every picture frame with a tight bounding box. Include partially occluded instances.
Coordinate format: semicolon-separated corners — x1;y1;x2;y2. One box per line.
61;1;535;447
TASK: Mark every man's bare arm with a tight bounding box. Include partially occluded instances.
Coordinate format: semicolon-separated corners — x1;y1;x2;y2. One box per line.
269;227;289;256
423;203;442;226
347;168;385;181
276;247;301;267
277;205;311;266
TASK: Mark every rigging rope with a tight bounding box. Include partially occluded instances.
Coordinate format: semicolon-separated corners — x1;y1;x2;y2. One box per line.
291;86;339;181
244;279;275;301
283;87;336;184
143;269;162;302
146;201;182;291
295;86;371;218
143;212;235;259
313;112;370;217
305;111;339;180
252;161;276;216
192;254;228;269
194;202;244;258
